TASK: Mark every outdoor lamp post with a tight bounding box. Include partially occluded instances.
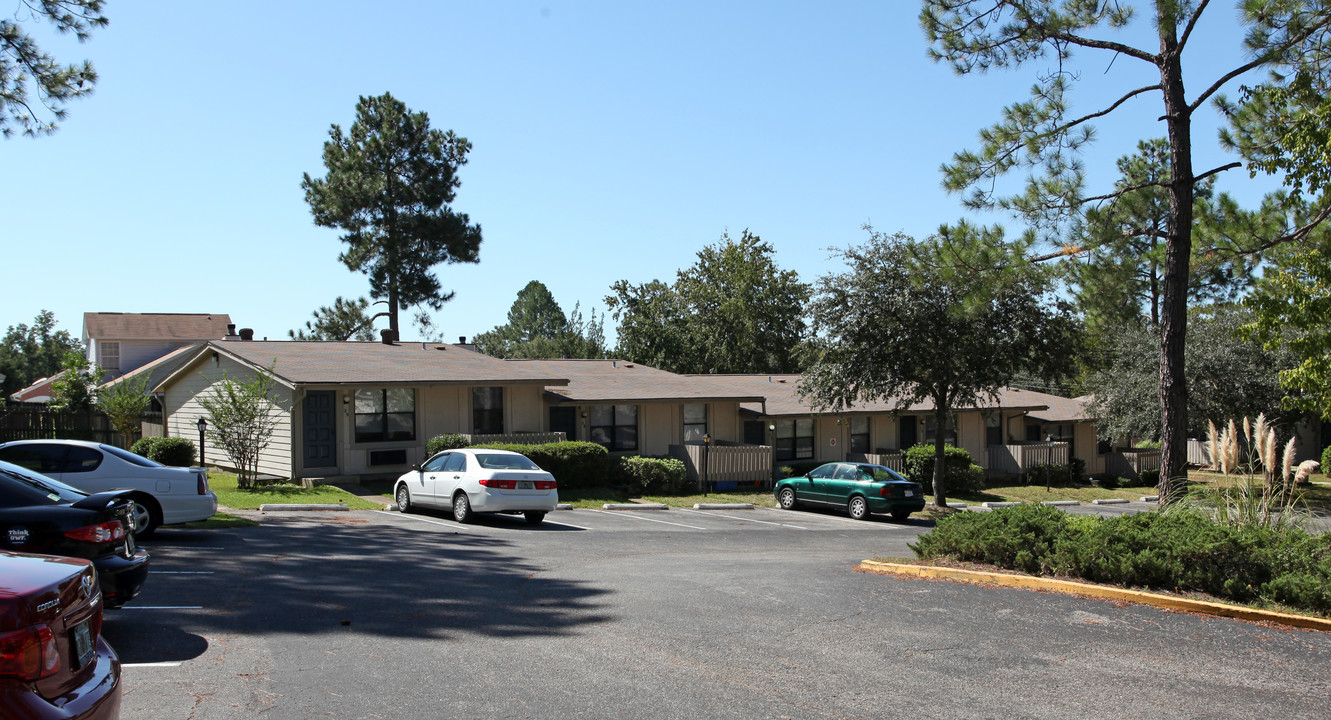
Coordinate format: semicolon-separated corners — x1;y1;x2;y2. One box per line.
197;417;207;465
701;433;711;496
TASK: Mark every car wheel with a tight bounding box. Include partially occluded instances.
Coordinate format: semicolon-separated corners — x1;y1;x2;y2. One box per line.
847;495;869;520
777;487;798;510
452;492;473;523
395;485;412;513
129;498;159;538
891;507;912;522
524;511;546;525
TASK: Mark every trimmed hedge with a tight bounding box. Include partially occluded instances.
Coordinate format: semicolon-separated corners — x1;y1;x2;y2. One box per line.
467;441;609;490
425;434;470;456
130;436;197;467
614;456;689;494
910;504;1331;614
902;443;984;494
1320;445;1331;483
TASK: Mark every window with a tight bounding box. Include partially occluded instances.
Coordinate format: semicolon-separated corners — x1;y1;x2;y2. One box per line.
833;464;859;480
924;415;957;445
775;418;814;461
849;417;870;453
443;453;467;472
590;405;638;451
683;403;707;444
354;388;416;443
808;463;835;479
98;342;120;373
985;413;1003;446
423;453;450;472
473;387;504;435
1044;424;1074;443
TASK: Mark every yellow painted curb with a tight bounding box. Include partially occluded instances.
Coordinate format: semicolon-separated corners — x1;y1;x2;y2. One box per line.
857;560;1331;632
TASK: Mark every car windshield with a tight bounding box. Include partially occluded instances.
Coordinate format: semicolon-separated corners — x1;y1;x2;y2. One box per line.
101;444;164;467
0;461;87;503
473;453;541;471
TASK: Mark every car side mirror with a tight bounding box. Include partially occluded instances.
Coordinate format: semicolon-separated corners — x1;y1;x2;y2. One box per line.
412;464;423;472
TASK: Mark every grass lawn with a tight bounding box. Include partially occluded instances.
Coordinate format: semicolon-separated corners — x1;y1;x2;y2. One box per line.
210;472;385;511
175;511;260;530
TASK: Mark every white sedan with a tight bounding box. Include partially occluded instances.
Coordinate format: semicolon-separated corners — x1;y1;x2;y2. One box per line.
0;439;217;536
394;448;558;525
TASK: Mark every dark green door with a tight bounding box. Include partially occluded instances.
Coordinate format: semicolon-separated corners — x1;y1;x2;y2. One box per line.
304;391;337;469
550;406;577;442
900;416;918;450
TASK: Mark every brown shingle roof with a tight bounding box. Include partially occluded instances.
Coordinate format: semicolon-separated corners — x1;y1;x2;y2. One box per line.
702;374;1062;417
170;341;570;387
83;313;233;341
509;360;766;404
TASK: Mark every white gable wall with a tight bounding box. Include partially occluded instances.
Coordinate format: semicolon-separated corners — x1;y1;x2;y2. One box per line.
163;354;294;478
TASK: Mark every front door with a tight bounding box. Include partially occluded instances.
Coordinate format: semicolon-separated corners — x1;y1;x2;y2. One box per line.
899;416;918;451
550;406;577;442
303;391;337;469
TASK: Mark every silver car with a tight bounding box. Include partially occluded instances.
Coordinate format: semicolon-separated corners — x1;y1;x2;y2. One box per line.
393;448;558;525
0;439;217;536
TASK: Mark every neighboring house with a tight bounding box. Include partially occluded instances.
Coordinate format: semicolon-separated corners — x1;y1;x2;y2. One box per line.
83;312;233;380
708;374;1103;477
154;338;570;480
8;372;64;403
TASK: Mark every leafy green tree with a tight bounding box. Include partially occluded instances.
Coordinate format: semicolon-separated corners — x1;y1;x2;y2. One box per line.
1085;306;1298;444
302;92;482;336
920;0;1331;499
0;310;81;396
474;281;607;359
1243;226;1331;419
95;374;151;448
48;350;99;412
607;230;811;373
197;366;281;489
289;296;382;341
799;231;1080;507
1;0;106;138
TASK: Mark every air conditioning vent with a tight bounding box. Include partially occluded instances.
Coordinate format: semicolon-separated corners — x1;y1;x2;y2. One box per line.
368;449;408;466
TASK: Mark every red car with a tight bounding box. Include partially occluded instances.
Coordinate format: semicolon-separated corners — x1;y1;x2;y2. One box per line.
0;552;121;719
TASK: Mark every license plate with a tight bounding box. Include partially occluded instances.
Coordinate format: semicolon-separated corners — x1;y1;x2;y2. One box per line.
904;490;914;497
72;619;94;670
518;481;534;490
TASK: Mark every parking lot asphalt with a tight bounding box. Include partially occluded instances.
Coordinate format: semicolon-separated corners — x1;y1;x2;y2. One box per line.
106;505;1331;719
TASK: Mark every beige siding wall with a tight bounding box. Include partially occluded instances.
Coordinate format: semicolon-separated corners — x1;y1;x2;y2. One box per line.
1075;422;1104;475
956;412;985;463
506;386;546;434
163;356;294;478
638;403;674;455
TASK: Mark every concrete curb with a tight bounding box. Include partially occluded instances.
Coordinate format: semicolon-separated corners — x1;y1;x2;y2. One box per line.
602;503;669;510
1092;498;1132;505
259;503;349;512
981;501;1020;508
555;504;573;511
694;503;755;510
1141;495;1160;502
856;561;1331;633
1041;500;1080;507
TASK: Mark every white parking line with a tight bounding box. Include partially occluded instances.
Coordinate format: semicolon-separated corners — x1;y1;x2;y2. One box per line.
588;509;707;530
679;508;808;529
149;571;214;575
119;606;203;610
539;518;592;530
373;510;471;530
122;662;183;668
139;546;228;551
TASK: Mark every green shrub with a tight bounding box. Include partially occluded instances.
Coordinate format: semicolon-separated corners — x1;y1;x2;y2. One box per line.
614;456;689;494
130;436;197;466
1025;463;1083;487
1069;457;1086;484
902;444;984;495
1321;445;1331;480
468;441;609;490
425;434;469;456
910;503;1074;574
1091;474;1121;490
1139;469;1160;487
780;461;823;478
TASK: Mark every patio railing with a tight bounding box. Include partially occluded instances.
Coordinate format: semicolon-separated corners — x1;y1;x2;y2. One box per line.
985;442;1071;477
845;452;906;473
1105;449;1162;480
670;444;774;490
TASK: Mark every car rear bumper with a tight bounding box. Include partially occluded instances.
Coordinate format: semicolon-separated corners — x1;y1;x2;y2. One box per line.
161;492;218;525
93;549;150;609
469;490;559;514
868;497;926;513
0;636;121;719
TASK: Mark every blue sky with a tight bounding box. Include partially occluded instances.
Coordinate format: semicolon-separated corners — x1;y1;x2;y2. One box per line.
3;2;1275;346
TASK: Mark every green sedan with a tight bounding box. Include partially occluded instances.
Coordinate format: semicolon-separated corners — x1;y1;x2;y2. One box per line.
774;462;925;521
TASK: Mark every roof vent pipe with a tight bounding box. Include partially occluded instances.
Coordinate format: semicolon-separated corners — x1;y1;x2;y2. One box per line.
239;328;254;341
459;336;467;344
381;329;398;345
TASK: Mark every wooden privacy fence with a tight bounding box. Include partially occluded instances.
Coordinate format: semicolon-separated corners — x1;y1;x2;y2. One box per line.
670;444;774;490
0;401;160;447
1187;439;1212;466
1105;449;1162;480
463;432;566;445
846;452;906;473
985;442;1071;477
